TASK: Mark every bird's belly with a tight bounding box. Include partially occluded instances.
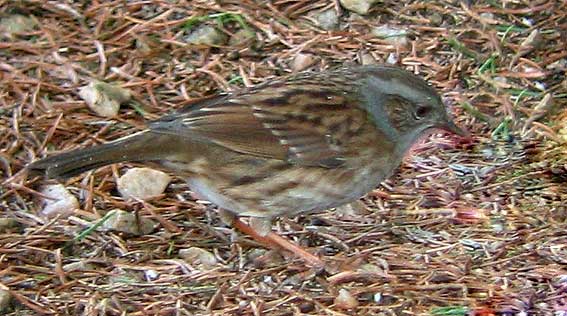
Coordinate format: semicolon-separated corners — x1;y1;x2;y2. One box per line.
187;177;249;212
186;163;385;218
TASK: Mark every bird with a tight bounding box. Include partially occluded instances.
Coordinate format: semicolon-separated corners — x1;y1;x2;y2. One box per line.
28;65;466;267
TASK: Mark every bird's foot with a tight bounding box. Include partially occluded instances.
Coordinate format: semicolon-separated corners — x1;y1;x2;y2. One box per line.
230;216;324;269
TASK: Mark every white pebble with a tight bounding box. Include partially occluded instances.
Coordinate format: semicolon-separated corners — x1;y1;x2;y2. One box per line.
340;0;377;15
316;9;339;30
334;289;359;309
373;292;382;303
79;81;131;117
40;184;79;218
479;12;495;20
291;53;315;72
101;209;157;235
534;81;546;91
335;201;369;218
386;53;398;64
360;52;377;65
521;18;534;26
117;168;170;200
184;25;227;46
63;261;95;272
179;247;218;269
145;269;159;281
373;25;408;47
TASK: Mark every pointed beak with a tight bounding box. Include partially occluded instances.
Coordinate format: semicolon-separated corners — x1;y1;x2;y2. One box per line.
441;120;469;137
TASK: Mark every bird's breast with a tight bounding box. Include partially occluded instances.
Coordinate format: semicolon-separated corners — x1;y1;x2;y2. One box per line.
157;141;399;219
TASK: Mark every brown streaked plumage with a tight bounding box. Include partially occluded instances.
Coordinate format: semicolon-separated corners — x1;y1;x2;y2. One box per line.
28;65;466;266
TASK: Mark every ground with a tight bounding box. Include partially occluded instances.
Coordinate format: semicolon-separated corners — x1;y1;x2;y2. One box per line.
1;1;566;315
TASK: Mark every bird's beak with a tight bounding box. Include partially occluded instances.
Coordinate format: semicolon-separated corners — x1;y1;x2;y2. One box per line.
441;120;469;137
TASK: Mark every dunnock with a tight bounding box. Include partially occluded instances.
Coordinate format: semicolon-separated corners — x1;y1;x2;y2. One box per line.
28;65;465;267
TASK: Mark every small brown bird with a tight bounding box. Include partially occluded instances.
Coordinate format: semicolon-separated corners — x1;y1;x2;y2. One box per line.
28;65;465;267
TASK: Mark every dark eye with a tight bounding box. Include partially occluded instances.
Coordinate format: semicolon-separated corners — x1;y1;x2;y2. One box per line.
414;105;431;120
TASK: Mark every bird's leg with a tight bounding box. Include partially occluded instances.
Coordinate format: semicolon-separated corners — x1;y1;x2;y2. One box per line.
232;217;324;268
219;210;323;268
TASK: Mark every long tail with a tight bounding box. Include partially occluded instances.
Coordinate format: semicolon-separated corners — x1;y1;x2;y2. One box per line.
28;131;172;179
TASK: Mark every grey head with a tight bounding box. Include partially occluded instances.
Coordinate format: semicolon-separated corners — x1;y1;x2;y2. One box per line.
355;65;465;148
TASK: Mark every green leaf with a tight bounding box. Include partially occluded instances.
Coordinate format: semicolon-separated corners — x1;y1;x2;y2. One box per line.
431;306;468;316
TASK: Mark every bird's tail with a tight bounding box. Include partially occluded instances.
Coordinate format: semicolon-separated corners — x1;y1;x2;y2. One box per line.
28;131;171;179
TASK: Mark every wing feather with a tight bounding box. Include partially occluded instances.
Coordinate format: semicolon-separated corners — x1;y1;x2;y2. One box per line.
149;82;362;168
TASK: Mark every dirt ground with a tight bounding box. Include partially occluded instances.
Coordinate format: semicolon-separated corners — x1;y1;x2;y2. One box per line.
1;1;566;315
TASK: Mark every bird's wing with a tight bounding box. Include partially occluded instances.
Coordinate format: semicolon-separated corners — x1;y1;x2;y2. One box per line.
148;84;365;168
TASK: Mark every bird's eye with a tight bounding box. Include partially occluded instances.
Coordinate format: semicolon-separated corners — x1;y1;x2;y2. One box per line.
414;105;431;120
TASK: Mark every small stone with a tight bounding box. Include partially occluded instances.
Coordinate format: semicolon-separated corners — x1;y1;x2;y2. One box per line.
40;184;79;219
386;53;398;64
534;81;546;91
316;9;339;31
556;275;567;286
184;25;227;46
335;201;370;218
79;81;131;117
429;12;443;26
101;209;157;235
339;0;377;15
298;301;315;313
229;29;256;47
179;247;218;269
63;261;95;272
463;193;475;201
0;218;22;233
522;17;534;27
0;289;11;313
479;12;495;21
334;289;359;309
144;269;159;281
117;168;170;200
360;53;377;65
373;292;382;303
372;25;408;47
493;76;508;84
0;14;38;39
291;53;315;72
